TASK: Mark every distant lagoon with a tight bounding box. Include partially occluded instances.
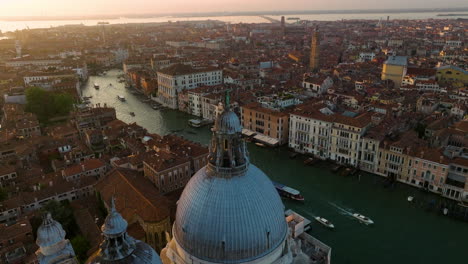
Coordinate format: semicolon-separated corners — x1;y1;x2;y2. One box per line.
1;11;467;33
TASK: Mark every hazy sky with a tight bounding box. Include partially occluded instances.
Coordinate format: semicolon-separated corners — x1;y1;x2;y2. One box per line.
0;0;466;17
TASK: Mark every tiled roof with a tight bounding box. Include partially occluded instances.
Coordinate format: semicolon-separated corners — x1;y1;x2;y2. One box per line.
96;168;170;222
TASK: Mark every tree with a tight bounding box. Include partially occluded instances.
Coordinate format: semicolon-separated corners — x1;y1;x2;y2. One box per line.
25;87;75;124
41;200;80;238
71;235;91;263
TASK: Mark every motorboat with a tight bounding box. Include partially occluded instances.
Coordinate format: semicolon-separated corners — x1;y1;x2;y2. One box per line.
314;217;335;229
94;83;100;89
129;112;135;117
117;95;126;102
272;182;305;201
352;213;374;225
407;196;414;202
255;142;266;147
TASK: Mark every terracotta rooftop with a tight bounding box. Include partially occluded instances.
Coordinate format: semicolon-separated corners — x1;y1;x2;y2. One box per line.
96;168;170;223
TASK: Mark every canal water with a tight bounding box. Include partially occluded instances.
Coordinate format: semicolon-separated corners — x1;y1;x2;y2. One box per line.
83;69;468;264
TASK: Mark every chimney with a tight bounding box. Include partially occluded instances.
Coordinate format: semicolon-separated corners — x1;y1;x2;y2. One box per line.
33;185;37;191
420;151;424;158
439;156;444;164
49;181;53;187
81;164;86;172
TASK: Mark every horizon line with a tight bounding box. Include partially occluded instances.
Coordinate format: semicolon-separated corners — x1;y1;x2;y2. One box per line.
1;7;468;20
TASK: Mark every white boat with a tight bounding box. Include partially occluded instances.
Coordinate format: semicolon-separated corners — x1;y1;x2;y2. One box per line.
314;216;335;229
273;182;305;201
94;83;100;89
352;213;374;224
255;142;266;147
117;95;126;101
407;196;414;202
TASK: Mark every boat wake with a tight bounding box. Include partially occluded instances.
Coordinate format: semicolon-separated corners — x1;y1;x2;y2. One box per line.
328;202;354;216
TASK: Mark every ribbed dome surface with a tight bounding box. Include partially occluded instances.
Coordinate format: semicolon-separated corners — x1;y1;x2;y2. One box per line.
102;199;128;236
86;240;163;264
174;164;287;263
36;213;66;248
216;111;242;134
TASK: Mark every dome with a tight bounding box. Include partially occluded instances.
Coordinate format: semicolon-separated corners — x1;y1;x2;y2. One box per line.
173;164;287;263
36;213;66;249
86;197;163;264
215;110;242;134
101;198;128;236
87;240;163;264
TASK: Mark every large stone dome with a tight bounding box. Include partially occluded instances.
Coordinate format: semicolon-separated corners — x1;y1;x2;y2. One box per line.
36;213;66;249
173;164;287;263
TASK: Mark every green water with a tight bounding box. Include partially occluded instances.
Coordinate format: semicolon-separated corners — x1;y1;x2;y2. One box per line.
83;69;468;264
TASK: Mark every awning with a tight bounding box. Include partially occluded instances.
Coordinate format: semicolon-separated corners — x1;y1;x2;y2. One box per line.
253;134;279;146
448;173;466;183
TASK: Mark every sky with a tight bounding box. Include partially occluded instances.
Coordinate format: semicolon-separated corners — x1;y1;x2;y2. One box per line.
0;0;466;17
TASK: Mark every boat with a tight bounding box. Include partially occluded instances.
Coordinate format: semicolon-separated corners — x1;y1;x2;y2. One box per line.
272;182;305;201
341;167;352;176
304;157;319;166
304;158;314;165
129;112;135;117
188;119;212;128
289;152;298;159
189;119;203;128
407;196;414;202
94;83;100;89
314;217;335;229
117;95;126;102
152;105;160;110
352;213;374;225
443;208;449;215
255;142;266;147
332;165;342;172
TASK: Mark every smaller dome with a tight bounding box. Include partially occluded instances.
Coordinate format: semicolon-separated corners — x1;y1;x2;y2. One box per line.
215;110;241;134
102;198;128;236
36;213;66;249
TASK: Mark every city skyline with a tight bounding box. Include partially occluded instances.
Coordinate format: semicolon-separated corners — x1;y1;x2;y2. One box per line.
0;0;467;17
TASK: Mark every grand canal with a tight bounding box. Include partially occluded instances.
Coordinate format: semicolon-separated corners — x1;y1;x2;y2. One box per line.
83;69;468;264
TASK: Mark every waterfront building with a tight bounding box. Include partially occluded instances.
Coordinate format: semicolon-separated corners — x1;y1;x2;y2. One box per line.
187;85;224;117
288;105;334;158
359;128;384;174
36;213;78;264
156;64;222;109
161;101;331;264
410;149;449;194
376;131;426;181
86;197;163;264
444;158;468;202
329;113;372;167
310;29;320;71
381;56;407;88
241;102;289;146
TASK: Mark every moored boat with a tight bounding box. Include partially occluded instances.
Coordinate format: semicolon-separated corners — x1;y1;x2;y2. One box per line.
117;95;126;101
314;216;335;229
94;83;100;89
272;181;304;201
352;213;374;225
255;142;266;147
